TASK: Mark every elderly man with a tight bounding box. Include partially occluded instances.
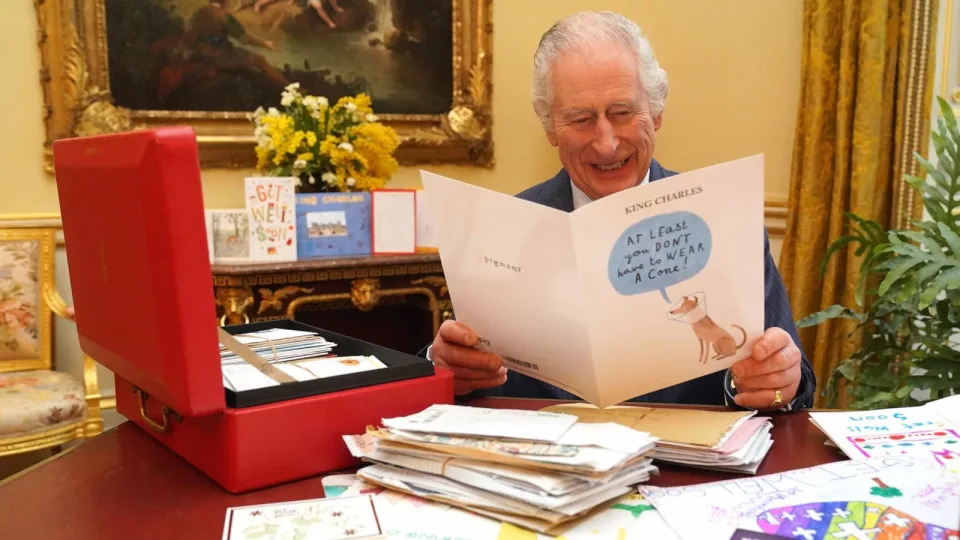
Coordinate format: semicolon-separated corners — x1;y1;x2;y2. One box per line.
427;11;816;411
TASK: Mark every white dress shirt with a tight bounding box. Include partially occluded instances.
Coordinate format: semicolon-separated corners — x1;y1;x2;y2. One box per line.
570;167;651;209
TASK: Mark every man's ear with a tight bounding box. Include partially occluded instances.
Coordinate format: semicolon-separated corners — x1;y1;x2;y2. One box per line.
545;128;559;147
653;113;663;131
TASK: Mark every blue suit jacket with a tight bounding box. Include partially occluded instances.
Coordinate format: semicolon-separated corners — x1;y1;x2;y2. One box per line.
438;160;816;408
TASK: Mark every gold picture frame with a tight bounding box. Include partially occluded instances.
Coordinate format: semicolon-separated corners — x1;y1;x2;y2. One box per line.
34;0;493;173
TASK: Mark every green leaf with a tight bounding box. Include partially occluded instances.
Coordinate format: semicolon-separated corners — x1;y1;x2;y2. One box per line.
894;386;914;399
819;235;861;277
914;357;960;373
916;155;949;190
797;305;865;327
939;222;960;256
877;258;924;296
919;268;960;309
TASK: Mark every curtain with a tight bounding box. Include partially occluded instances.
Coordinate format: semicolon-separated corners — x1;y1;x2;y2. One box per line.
779;0;937;407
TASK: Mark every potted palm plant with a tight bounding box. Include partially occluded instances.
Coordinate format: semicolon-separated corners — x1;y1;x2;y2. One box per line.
798;97;960;409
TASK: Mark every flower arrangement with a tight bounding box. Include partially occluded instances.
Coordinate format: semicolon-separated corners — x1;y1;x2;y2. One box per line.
252;83;400;192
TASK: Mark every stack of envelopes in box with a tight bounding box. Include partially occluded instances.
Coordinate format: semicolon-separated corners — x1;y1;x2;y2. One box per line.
544;404;773;474
343;404;659;534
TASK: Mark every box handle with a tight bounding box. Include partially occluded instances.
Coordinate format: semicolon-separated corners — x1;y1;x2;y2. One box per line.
132;386;178;433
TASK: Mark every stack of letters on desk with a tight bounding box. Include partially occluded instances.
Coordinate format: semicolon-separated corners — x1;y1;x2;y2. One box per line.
342;404;658;534
544;404;773;474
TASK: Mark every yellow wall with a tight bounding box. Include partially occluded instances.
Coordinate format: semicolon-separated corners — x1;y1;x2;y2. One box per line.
1;0;801;212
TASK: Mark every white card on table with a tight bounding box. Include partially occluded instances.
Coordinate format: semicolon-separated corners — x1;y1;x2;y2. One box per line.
371;189;416;254
245;176;297;262
222;495;382;540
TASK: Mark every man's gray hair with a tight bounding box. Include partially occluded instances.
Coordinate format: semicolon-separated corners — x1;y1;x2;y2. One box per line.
532;11;668;131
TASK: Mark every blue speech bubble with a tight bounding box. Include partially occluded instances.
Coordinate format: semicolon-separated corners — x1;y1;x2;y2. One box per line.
607;211;712;302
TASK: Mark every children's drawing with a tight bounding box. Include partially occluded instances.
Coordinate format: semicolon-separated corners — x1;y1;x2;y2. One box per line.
667;292;746;363
847;429;960;463
756;501;957;540
641;457;960;540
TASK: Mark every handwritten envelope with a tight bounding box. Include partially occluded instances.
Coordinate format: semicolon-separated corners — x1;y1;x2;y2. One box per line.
421;156;764;407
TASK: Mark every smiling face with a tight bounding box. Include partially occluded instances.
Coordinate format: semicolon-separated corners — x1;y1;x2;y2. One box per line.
545;44;662;200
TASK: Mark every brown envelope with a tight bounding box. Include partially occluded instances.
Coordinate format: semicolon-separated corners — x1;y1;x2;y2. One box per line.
541;404;753;448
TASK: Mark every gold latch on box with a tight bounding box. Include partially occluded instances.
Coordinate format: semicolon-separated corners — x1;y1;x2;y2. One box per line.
132;386;181;433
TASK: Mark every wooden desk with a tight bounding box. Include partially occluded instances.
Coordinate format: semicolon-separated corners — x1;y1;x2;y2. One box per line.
212;253;450;355
0;399;845;539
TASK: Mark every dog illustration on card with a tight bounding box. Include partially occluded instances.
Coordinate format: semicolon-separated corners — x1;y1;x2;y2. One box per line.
668;292;746;364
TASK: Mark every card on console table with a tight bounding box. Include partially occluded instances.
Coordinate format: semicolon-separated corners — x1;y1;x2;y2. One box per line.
421;156;764;407
222;495;382;540
245;176;297;262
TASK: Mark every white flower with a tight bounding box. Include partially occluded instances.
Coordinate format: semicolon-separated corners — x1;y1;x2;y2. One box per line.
293;176;303;187
284;82;301;92
345;102;357;112
293;159;307;170
281;93;295;107
267;107;280;117
253;106;265;117
308;175;317;184
338;142;354;153
318;96;329;107
346;177;356;187
365;113;378;123
321;172;337;184
303;96;318;109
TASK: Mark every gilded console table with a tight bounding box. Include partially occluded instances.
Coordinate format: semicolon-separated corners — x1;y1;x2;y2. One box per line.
211;254;451;354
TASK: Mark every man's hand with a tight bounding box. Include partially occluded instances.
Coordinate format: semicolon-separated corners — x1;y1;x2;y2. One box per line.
730;327;802;410
431;320;507;396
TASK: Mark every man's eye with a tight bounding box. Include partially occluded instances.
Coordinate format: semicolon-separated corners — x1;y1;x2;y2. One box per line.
572;117;590;125
611;110;632;117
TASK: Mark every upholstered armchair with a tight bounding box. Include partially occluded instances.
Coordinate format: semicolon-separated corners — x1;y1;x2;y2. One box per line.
0;227;102;457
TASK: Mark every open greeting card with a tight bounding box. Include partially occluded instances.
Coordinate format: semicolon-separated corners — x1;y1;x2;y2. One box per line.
421;156;764;407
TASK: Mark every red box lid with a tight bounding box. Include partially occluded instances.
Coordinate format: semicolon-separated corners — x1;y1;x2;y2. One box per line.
53;127;225;416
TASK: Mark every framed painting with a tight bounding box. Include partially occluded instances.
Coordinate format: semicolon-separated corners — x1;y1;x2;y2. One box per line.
35;0;492;171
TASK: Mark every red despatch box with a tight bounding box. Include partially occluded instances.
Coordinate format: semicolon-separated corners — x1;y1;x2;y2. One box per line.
52;126;453;493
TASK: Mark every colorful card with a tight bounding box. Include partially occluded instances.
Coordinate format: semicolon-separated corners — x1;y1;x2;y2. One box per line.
221;495;381;540
642;456;960;540
296;192;371;258
245;176;297;262
809;395;960;472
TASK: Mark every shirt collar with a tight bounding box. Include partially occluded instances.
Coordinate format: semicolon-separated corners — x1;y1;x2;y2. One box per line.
570;167;651;210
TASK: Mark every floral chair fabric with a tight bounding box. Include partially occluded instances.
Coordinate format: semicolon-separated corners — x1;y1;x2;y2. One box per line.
0;371;86;437
0;241;40;361
0;227;102;456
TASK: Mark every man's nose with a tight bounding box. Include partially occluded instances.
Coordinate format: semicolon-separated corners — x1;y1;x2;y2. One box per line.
592;115;618;157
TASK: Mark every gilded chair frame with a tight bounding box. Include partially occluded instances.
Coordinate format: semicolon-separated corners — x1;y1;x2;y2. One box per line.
0;226;102;456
